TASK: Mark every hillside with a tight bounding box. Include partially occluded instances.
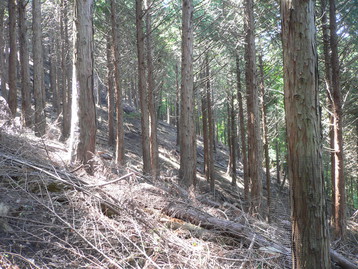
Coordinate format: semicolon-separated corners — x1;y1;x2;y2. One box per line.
0;106;357;269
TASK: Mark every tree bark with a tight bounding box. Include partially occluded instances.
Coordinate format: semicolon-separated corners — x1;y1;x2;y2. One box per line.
179;0;196;188
206;54;215;192
244;0;262;214
69;0;96;172
18;0;32;126
236;55;249;210
33;0;46;136
0;6;6;99
136;0;151;174
329;0;346;239
281;0;330;267
60;0;71;140
229;94;237;186
8;0;17;117
146;3;159;179
259;55;271;223
106;35;115;147
110;0;125;165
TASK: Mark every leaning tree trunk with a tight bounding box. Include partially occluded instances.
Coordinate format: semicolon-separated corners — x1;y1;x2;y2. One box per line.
281;0;330;267
244;0;262;214
18;0;32;127
69;0;96;172
329;0;346;239
179;0;196;188
8;0;17;117
33;0;46;136
110;0;125;165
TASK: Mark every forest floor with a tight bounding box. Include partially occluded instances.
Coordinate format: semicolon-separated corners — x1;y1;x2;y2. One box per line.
0;103;357;268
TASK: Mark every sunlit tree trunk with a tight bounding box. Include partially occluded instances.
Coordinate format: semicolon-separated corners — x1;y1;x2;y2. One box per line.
33;0;46;136
136;0;151;174
175;63;180;146
110;0;125;164
49;37;59;116
179;0;196;188
329;0;346;239
281;0;330;267
69;0;96;172
244;0;262;214
8;0;17;116
146;2;159;178
106;35;115;147
18;0;32;126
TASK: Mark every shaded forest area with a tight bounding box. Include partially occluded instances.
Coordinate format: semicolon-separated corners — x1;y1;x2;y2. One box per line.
0;0;357;268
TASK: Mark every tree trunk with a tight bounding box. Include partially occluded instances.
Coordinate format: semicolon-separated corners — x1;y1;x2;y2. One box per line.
0;6;6;99
176;63;180;146
110;0;125;165
136;0;151;174
236;55;249;210
8;0;17;117
201;93;209;178
146;4;159;179
320;0;336;226
230;94;237;186
33;0;46;136
259;55;271;223
244;0;262;214
106;35;115;147
18;0;32;126
179;0;196;188
69;0;96;172
206;54;215;192
329;0;346;239
60;0;71;140
281;0;330;267
49;38;59;116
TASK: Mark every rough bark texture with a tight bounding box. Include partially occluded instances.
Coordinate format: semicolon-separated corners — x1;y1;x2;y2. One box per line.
259;55;271;223
18;0;32;126
110;0;125;165
8;0;17;117
229;95;237;186
136;0;151;174
146;4;159;179
0;7;6;99
175;63;180;147
329;0;346;239
244;0;262;214
49;38;59;116
60;0;71;140
106;35;115;147
33;0;46;136
281;0;330;267
69;0;96;170
179;0;196;188
236;56;249;210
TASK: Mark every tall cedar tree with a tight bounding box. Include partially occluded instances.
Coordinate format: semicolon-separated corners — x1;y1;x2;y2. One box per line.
69;0;96;171
281;0;330;267
8;0;17;116
179;0;196;188
33;0;46;136
136;0;151;174
146;2;160;179
18;0;32;126
329;0;346;239
244;0;262;213
110;0;125;164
